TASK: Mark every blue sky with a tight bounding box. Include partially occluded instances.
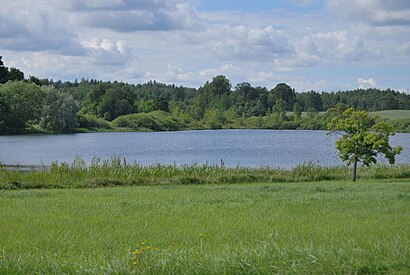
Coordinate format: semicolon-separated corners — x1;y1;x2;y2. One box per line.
1;0;409;92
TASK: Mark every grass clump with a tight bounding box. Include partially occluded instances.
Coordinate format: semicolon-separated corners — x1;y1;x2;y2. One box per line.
1;157;409;190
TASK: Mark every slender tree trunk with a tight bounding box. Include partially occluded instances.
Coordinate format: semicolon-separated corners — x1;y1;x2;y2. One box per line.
352;157;358;182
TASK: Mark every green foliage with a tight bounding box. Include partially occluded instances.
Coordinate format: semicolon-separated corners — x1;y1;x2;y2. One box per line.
0;81;45;134
77;114;111;129
40;87;79;133
272;83;296;110
204;75;232;97
1;157;409;190
112;111;183;131
1;58;410;134
0;57;24;83
328;108;403;181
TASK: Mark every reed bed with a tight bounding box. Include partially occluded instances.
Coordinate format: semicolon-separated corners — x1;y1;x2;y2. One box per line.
1;156;409;190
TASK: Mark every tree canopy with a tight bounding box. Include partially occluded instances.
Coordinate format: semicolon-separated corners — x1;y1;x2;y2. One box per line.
0;57;410;134
328;108;403;181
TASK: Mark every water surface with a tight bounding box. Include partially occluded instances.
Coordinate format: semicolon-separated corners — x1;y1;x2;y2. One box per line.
0;130;408;168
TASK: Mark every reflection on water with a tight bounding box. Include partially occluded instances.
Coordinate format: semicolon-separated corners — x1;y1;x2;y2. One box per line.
0;130;409;168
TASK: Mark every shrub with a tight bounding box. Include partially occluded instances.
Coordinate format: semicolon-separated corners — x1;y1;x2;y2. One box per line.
77;114;111;129
112;111;183;131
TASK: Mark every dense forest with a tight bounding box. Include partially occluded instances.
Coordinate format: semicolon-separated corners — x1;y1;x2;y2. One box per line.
1;56;409;134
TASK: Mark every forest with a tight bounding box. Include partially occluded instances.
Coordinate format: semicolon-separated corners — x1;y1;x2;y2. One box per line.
1;56;410;134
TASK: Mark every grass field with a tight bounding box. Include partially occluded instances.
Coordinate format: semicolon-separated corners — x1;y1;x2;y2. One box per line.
0;180;409;274
372;110;410;120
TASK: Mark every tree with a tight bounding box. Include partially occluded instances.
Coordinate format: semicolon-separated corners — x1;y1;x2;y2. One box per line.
293;102;302;122
7;67;24;82
40;87;79;132
328;108;402;181
205;75;231;97
0;56;9;84
271;83;296;110
272;98;286;122
0;81;45;133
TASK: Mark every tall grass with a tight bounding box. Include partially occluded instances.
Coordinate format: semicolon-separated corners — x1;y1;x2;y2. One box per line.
1;156;409;190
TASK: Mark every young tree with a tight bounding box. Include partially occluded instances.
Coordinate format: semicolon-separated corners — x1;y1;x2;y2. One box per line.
328;108;402;181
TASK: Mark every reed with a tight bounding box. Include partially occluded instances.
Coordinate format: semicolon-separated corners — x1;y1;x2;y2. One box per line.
1;156;409;190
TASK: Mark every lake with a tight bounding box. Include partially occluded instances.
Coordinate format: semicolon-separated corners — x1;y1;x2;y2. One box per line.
0;130;409;168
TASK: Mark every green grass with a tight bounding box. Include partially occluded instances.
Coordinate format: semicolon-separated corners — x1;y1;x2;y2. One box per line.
1;158;410;190
372;110;410;120
0;180;409;274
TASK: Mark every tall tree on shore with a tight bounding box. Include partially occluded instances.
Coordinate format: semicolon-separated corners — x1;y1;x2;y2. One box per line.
0;56;8;84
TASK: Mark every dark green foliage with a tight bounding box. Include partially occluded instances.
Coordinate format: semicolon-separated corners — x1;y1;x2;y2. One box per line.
40;87;79;133
6;68;24;82
0;57;25;83
272;83;296;110
0;56;7;84
0;81;45;134
0;56;410;134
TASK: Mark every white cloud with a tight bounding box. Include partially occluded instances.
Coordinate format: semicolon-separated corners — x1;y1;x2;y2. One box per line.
358;78;376;89
81;38;133;66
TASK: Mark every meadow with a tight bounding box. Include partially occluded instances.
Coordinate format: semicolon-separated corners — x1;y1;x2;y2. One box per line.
372;110;410;120
0;174;409;273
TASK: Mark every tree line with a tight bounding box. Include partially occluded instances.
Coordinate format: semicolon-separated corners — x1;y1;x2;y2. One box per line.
1;56;409;134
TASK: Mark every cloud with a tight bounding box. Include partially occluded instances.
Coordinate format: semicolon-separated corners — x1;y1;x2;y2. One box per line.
358;78;376;88
0;11;84;55
69;0;202;32
327;0;410;26
207;25;294;61
81;38;133;66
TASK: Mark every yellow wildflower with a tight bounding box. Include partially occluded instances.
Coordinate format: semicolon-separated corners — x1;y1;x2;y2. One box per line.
133;262;138;265
133;250;142;255
140;242;145;245
146;246;151;250
130;258;135;261
154;247;159;251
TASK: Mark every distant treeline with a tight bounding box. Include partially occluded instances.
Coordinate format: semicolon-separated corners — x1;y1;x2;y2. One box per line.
1;56;409;134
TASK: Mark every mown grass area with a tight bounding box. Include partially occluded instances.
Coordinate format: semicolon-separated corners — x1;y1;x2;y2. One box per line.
0;180;409;274
372;110;410;120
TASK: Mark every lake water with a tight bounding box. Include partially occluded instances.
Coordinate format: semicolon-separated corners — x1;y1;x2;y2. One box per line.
0;130;409;168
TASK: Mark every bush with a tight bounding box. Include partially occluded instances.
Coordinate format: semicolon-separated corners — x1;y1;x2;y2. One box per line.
77;114;111;129
112;111;183;131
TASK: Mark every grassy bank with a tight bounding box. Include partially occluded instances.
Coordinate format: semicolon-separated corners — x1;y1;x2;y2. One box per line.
1;158;410;190
0;180;409;273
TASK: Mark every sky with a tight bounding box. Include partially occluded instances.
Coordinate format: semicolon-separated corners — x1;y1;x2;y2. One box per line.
1;0;409;92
